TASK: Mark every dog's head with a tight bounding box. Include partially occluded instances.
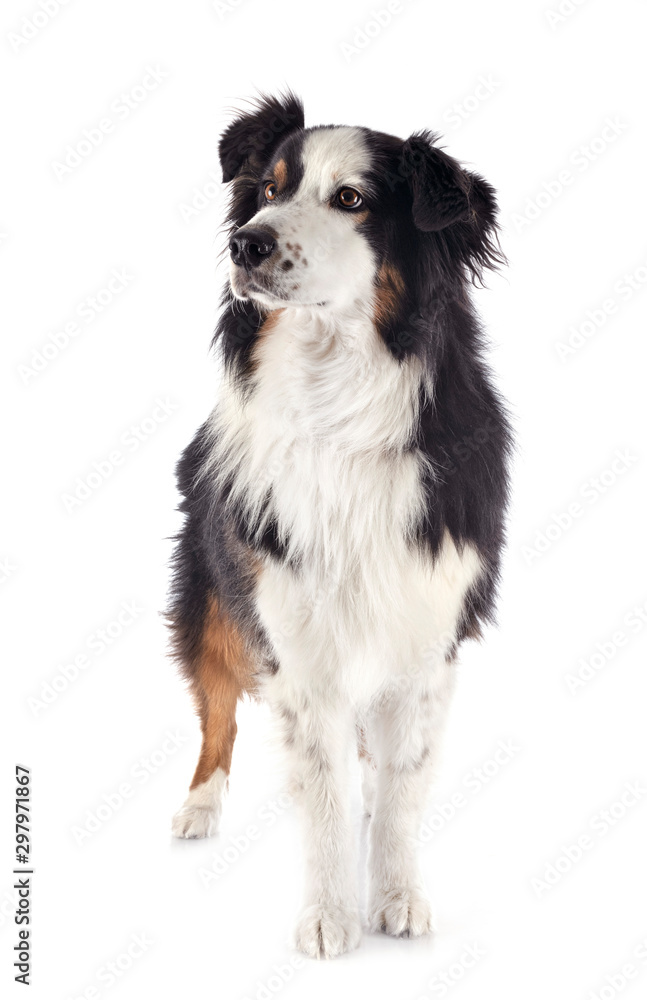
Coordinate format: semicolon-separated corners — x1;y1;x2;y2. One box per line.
219;92;502;354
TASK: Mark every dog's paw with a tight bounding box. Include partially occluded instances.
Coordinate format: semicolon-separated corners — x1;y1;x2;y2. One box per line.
171;770;226;839
171;804;219;839
369;886;433;938
294;903;362;959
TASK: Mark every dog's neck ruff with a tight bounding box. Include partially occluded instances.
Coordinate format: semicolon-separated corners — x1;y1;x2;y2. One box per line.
209;304;428;569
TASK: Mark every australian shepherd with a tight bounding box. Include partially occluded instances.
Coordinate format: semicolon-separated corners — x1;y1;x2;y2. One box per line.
168;92;511;958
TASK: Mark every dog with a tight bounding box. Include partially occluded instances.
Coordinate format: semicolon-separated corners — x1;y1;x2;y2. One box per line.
168;92;511;958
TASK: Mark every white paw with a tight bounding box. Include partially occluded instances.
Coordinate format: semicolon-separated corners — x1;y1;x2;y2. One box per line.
294;903;362;959
171;803;219;839
369;886;434;938
171;769;227;839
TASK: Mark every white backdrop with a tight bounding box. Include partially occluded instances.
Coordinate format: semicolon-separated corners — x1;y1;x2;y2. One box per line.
2;1;647;997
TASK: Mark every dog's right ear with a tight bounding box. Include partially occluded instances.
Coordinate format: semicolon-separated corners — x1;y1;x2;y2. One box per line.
219;92;305;183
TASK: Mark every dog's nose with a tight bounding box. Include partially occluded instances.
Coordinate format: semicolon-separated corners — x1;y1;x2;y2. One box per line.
229;228;277;269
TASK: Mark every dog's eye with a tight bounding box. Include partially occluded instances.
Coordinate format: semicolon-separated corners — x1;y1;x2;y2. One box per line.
264;182;277;202
337;188;363;209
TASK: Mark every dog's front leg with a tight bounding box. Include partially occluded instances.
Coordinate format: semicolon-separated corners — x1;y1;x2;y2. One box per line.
368;670;455;938
274;690;361;959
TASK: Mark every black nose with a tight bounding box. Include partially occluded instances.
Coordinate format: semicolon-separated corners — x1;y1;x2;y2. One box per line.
229;228;277;269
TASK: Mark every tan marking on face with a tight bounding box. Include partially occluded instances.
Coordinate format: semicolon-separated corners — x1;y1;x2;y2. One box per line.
373;262;405;330
350;208;369;225
273;158;288;191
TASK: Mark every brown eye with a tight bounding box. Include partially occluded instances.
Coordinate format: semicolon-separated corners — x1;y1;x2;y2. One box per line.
337;188;362;209
264;182;277;202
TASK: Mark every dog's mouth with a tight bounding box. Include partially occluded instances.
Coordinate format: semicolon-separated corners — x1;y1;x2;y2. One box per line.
231;267;281;298
247;278;286;301
231;272;326;309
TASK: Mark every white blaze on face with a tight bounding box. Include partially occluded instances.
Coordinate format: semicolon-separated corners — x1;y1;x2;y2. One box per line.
230;127;378;312
299;126;372;202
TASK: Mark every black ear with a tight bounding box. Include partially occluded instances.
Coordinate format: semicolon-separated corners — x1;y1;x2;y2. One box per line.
401;132;473;232
401;131;503;280
219;91;305;183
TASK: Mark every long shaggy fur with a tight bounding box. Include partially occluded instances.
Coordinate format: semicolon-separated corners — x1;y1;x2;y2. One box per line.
167;93;512;958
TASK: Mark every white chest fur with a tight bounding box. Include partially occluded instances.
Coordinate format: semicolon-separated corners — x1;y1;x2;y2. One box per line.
210;307;482;703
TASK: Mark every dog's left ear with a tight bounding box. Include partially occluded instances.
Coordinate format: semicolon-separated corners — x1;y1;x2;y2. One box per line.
219;91;305;183
401;132;471;231
401;131;502;279
401;131;497;234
